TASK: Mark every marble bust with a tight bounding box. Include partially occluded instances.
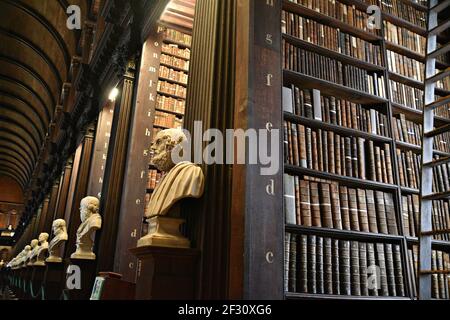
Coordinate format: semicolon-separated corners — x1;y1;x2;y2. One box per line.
27;239;39;266
70;196;102;260
46;219;68;263
20;245;31;268
34;233;49;266
138;129;205;248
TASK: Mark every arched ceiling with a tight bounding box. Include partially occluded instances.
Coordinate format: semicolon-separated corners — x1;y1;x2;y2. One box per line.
0;0;88;192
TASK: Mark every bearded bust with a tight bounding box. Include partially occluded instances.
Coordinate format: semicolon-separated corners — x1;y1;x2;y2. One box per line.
137;129;204;248
46;219;68;263
145;128;205;217
35;232;49;266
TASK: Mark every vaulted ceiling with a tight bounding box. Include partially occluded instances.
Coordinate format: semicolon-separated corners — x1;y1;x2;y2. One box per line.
0;0;88;191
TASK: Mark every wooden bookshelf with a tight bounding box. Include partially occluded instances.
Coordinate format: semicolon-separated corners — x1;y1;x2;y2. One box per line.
281;0;450;301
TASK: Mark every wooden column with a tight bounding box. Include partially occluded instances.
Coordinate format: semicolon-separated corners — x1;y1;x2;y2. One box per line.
42;182;60;234
231;0;283;299
36;199;49;239
95;65;136;273
114;31;161;282
53;158;73;221
63;127;95;259
87;101;115;199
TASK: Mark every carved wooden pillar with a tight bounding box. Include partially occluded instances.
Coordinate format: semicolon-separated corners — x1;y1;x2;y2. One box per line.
114;33;160;282
36;199;49;239
42;182;60;234
95;64;136;273
63;127;95;259
53;158;74;221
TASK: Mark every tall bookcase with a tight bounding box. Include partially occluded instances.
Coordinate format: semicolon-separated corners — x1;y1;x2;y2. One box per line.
281;0;450;300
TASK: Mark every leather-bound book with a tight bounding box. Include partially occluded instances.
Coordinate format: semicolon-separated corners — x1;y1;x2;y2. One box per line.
357;189;370;232
335;133;342;175
375;146;382;182
367;243;378;296
316;237;324;294
408;249;417;297
330;182;342;229
287;122;293;165
312;130;318;170
351;137;359;178
284;174;296;225
375;191;388;234
324;238;333;294
384;243;397;296
365;190;379;233
340;240;351;295
376;243;389;296
412;194;420;236
350;241;361;296
294;176;301;225
345;137;352;177
288;233;297;293
319;183;333;228
308;235;317;294
306;127;313;169
328;131;335;174
310;182;322;227
298;235;308;293
437;251;446;299
339;186;351;230
284;121;289;163
284;233;291;291
294;86;302;116
300;180;312;226
393;244;405;297
348;188;360;231
322;131;329;172
384;143;394;184
402;196;410;236
357;138;366;179
367;140;376;181
298;124;307;168
384;193;398;235
283;86;294;113
432;250;439;298
291;123;299;166
332;239;340;295
304;89;314;119
359;242;369;296
318;129;324;172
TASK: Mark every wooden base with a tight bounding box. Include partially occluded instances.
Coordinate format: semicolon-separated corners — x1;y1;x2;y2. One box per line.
64;259;97;300
43;262;65;300
30;266;46;300
130;246;199;300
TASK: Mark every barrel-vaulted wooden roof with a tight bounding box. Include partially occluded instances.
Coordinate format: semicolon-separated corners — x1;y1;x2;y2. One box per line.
0;0;88;190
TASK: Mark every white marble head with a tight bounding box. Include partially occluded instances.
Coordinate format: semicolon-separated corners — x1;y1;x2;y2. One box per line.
52;219;67;235
39;232;49;243
150;128;187;172
80;196;100;223
30;239;38;249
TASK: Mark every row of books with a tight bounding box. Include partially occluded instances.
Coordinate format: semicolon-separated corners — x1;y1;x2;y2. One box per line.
402;195;450;241
159;66;188;84
161;43;191;60
283;42;386;97
284;175;399;234
160;53;190;71
286;0;379;34
409;246;450;299
384;21;425;55
283;86;390;137
284;121;395;183
156;94;186;115
285;233;406;296
157;81;187;99
154;111;183;129
393;114;450;153
387;50;424;82
281;12;382;65
436;103;450;120
161;27;192;46
397;150;450;193
390;80;423;110
380;0;427;28
147;169;163;190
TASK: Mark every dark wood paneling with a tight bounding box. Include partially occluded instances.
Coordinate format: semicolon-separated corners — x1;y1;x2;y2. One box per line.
43;183;60;234
53;159;73;221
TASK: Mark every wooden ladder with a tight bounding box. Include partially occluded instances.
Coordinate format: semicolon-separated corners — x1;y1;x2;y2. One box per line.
418;0;450;300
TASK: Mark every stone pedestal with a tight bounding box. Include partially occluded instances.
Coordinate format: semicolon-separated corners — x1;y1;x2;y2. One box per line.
43;262;65;300
137;216;190;248
64;259;97;300
30;266;46;300
130;246;199;300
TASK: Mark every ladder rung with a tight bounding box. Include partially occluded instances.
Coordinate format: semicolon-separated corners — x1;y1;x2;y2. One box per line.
426;94;450;110
424;156;450;168
429;19;450;37
428;43;450;60
420;270;450;275
426;67;450;85
423;191;450;201
424;123;450;138
431;0;450;14
421;229;450;236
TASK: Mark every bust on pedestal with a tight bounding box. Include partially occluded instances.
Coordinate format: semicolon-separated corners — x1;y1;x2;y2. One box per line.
34;233;49;266
46;219;68;263
70;196;102;260
137;129;205;249
27;240;39;266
